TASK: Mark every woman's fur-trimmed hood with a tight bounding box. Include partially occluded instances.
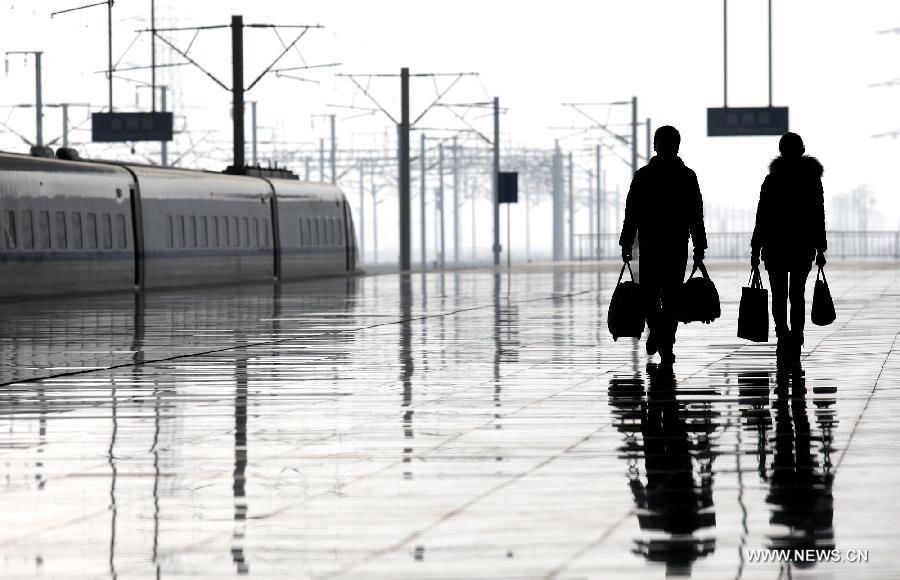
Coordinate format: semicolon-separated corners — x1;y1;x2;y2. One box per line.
768;155;824;178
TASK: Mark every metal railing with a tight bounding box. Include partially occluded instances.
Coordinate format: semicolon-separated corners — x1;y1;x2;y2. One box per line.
576;231;900;261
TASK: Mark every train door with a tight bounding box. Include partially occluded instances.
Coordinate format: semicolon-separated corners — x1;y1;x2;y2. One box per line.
262;179;280;280
342;200;354;272
128;183;144;289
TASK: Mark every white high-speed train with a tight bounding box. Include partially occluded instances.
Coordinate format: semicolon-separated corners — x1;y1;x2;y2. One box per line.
0;149;359;300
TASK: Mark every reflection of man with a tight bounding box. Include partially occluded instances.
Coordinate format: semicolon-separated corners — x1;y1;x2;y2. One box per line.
619;126;707;365
609;365;716;576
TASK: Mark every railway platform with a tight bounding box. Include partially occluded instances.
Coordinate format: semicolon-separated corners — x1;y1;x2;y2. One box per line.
0;260;897;578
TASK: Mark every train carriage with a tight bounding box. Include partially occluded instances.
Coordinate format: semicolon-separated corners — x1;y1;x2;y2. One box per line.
130;165;275;289
0;152;137;298
268;178;353;280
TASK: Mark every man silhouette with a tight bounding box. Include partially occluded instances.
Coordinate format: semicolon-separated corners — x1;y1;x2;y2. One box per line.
619;125;707;365
751;132;827;364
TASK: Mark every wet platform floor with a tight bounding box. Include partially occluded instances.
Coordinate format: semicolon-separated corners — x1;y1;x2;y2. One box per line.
0;261;898;579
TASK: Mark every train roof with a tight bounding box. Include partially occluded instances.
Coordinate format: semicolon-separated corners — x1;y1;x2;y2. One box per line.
0;150;131;175
0;150;346;202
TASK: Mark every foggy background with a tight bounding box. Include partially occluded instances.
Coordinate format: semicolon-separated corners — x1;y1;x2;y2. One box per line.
1;0;897;263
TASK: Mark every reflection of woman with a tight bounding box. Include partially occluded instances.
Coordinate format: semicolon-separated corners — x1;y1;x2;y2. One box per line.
765;375;835;567
751;132;827;365
608;365;716;576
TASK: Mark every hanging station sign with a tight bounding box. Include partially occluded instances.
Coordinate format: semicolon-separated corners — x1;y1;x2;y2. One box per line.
92;112;174;142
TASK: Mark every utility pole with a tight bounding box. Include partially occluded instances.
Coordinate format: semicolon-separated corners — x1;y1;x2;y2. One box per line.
470;177;477;261
398;67;411;271
372;175;380;264
231;14;245;169
588;168;594;241
524;186;531;262
492;96;501;266
568;152;574;260
329;113;336;183
552;140;564;261
452;136;459;264
359;161;365;263
148;14;323;170
438;142;445;268
319;138;325;180
336;67;474;270
631;96;638;175
251;101;258;165
151;0;156;111
61;103;68;148
160;86;168;166
596;144;602;258
419;132;426;270
107;0;113;110
646;117;652;164
35;52;42;147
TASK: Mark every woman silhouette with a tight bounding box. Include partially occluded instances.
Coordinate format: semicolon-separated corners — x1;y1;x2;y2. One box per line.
751;133;827;365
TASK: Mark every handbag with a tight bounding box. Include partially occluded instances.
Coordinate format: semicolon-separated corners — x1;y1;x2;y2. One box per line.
738;266;769;342
811;265;836;326
608;261;645;341
679;260;721;324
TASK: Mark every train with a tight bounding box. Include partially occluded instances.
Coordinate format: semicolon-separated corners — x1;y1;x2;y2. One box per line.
0;148;359;300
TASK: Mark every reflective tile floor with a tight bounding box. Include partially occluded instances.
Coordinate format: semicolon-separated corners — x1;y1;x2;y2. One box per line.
0;261;898;579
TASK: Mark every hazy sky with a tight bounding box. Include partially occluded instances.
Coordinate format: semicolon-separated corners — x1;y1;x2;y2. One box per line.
1;0;898;244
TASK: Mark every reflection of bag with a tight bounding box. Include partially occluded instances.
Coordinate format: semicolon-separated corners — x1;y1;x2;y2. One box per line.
679;260;721;324
811;266;836;326
608;262;645;341
738;266;769;342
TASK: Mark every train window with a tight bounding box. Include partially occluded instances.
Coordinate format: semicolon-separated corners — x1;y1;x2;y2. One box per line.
328;219;336;245
304;218;311;246
38;211;51;249
55;211;67;249
262;219;269;248
231;216;239;247
188;216;197;248
101;213;113;249
313;218;320;246
252;217;259;247
219;217;225;246
242;217;250;248
86;213;98;249
197;215;209;248
176;215;185;248
71;212;83;249
2;210;16;249
165;215;174;248
21;211;34;249
210;216;219;247
337;220;344;245
116;214;127;249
